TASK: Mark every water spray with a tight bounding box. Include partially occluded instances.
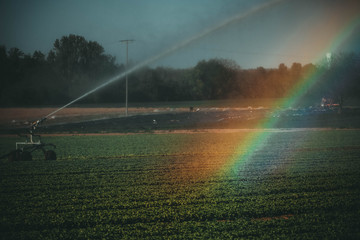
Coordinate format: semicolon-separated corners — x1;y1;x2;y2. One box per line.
3;0;288;162
42;0;286;121
326;52;332;69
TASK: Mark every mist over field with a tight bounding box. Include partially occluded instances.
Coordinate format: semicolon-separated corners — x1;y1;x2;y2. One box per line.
1;0;359;108
1;37;359;108
1;1;360;239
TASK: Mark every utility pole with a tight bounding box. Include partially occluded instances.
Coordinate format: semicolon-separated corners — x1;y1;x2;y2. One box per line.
120;39;134;116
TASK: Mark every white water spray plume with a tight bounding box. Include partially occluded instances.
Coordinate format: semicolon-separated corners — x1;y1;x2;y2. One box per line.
45;0;287;119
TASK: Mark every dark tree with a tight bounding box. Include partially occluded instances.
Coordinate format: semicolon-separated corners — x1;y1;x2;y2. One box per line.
192;58;239;99
1;34;359;107
323;52;360;112
50;34;118;101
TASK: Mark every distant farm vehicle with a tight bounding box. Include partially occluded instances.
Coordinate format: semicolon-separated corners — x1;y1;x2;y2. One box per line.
321;97;340;109
0;117;56;161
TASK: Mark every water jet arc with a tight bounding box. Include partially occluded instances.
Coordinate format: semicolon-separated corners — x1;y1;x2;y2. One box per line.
44;0;286;120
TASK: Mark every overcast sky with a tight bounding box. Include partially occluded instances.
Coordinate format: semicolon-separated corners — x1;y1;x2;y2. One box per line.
1;0;359;69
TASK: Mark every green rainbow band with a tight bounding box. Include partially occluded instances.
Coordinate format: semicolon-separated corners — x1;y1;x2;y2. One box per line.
221;13;360;176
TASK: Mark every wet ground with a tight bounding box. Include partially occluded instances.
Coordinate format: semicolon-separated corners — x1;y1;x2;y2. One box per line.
1;106;359;134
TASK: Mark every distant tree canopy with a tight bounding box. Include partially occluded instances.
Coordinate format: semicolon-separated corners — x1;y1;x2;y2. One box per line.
0;34;359;106
306;52;360;111
0;35;121;105
48;34;119;101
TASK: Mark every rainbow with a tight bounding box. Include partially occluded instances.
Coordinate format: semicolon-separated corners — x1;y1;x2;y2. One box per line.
161;11;360;185
219;12;360;176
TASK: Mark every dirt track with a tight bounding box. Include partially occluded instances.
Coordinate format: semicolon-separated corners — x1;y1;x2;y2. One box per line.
3;128;337;138
0;107;193;129
1;107;360;134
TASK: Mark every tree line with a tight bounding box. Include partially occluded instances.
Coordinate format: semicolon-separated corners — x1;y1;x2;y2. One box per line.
1;34;359;106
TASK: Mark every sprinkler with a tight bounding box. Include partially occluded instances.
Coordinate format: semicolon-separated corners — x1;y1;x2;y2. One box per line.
1;0;285;161
1;117;56;161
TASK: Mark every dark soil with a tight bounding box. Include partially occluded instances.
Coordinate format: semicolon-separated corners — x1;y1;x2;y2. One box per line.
4;107;358;134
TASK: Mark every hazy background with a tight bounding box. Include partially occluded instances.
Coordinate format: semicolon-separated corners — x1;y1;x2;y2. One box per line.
1;0;359;69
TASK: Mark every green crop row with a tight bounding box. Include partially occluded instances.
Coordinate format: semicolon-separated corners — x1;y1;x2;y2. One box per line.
0;130;359;239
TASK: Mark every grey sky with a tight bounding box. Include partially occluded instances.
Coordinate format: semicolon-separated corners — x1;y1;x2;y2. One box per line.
1;0;359;69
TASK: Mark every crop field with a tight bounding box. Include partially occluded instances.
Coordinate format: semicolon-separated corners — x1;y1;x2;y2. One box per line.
0;130;360;239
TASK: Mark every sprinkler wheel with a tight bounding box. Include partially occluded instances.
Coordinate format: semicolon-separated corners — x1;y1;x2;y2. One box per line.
6;150;32;161
45;150;57;160
8;150;22;162
21;151;32;161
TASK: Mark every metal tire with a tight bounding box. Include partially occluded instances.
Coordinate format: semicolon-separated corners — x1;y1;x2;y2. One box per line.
21;151;32;161
45;150;57;160
8;150;22;161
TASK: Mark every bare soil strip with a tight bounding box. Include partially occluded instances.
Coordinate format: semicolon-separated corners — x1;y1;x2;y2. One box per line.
0;128;347;137
1;107;360;134
0;107;189;126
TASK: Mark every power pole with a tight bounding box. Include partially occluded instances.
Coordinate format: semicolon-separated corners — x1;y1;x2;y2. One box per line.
120;39;134;116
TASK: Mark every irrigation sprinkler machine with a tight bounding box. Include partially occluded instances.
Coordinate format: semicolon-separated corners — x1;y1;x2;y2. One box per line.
3;117;56;161
0;0;292;162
